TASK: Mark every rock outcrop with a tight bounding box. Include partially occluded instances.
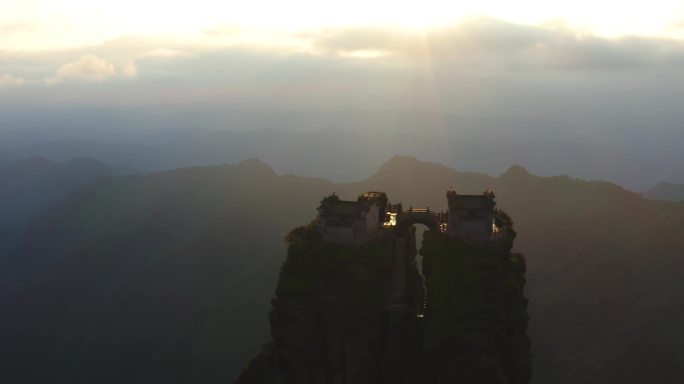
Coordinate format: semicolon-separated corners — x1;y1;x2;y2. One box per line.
237;217;530;384
421;230;531;383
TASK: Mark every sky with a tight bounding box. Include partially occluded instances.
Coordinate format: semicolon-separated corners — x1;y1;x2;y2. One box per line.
1;1;683;186
2;0;684;88
0;1;682;87
2;0;684;52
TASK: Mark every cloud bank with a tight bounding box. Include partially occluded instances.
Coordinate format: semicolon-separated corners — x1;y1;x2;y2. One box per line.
0;74;25;87
45;55;136;84
0;18;682;189
0;19;682;135
308;18;684;70
1;18;684;88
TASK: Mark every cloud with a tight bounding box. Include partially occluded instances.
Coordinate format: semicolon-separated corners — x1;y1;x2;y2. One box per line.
0;74;25;87
1;18;684;117
119;60;137;78
45;55;137;84
306;20;557;56
47;55;117;84
0;22;35;37
203;25;240;37
8;18;681;89
141;48;188;59
0;24;682;167
308;18;684;70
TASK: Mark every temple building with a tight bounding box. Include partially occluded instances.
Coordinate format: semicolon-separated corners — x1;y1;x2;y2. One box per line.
446;188;498;240
317;192;387;244
316;189;508;249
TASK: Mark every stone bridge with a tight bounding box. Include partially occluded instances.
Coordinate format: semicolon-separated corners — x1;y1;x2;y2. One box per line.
395;208;447;231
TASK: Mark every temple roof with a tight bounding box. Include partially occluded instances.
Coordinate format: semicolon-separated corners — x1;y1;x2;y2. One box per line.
320;201;363;218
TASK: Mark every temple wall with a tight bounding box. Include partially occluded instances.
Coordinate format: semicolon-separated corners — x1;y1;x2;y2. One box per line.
326;225;355;238
458;219;490;234
363;203;380;232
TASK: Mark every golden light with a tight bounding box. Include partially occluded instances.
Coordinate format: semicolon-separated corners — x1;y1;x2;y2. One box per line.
1;0;683;51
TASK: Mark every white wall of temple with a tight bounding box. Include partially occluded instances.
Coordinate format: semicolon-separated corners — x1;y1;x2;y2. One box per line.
365;202;380;231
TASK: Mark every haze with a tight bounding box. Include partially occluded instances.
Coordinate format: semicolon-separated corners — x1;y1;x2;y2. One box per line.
2;3;684;383
1;1;684;189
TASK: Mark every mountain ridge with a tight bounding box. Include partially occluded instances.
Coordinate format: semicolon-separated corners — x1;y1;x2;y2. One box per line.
0;156;682;383
644;181;684;202
1;126;673;190
0;156;126;230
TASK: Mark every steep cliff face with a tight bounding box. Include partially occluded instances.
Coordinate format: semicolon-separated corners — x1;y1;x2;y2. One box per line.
237;221;424;384
421;230;531;384
237;222;530;384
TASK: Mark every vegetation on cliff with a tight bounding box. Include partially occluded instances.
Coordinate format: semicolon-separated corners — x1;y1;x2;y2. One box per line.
237;222;404;383
7;156;681;383
240;217;531;384
421;229;531;384
277;221;394;302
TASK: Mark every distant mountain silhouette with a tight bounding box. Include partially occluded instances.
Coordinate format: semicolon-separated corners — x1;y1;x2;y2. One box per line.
665;164;684;183
1;127;671;190
644;182;684;201
0;159;333;383
367;156;684;384
0;156;125;230
0;156;682;383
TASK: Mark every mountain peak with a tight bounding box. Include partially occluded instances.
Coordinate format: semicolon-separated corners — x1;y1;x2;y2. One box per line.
644;181;684;202
4;156;60;175
387;155;420;164
373;155;446;176
501;164;530;178
63;158;111;172
235;158;277;177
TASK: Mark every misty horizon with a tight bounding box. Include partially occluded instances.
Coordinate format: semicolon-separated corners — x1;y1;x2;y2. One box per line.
1;3;683;384
2;17;684;191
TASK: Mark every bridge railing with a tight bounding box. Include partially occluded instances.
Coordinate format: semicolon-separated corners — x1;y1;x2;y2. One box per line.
395;208;442;229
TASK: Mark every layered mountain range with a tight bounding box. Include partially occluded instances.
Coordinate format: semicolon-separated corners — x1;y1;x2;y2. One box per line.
0;156;682;383
0;156;124;230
